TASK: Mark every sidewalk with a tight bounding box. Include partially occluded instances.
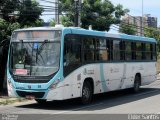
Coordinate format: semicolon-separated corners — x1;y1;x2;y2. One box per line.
0;91;27;105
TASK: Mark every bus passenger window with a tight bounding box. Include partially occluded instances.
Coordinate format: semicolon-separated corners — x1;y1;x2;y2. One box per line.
113;40;120;60
83;37;95;62
96;38;109;61
136;42;142;60
146;43;151;60
64;35;81;76
131;42;136;60
152;44;156;60
99;50;108;61
125;42;132;61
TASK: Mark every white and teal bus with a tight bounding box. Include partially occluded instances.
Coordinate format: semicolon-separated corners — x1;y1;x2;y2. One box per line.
7;25;157;104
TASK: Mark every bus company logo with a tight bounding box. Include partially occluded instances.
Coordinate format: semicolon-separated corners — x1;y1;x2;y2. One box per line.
28;85;31;89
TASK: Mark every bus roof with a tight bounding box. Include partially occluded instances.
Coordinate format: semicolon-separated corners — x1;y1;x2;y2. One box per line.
64;27;157;43
14;27;62;31
13;27;157;43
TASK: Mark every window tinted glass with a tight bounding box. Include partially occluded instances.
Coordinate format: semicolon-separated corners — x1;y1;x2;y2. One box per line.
113;40;120;60
64;35;81;76
96;38;109;61
146;43;151;60
83;37;95;61
136;42;142;60
125;41;132;60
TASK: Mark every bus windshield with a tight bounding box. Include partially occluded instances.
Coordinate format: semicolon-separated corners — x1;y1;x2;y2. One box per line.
10;30;61;76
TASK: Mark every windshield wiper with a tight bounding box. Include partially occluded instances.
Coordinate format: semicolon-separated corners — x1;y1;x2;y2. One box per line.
37;39;48;55
35;39;48;63
20;40;24;63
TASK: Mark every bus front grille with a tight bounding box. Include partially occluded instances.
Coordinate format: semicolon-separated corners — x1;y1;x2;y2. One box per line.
16;91;45;98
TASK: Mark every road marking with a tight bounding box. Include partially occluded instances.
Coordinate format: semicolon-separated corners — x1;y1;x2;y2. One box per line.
52;102;104;114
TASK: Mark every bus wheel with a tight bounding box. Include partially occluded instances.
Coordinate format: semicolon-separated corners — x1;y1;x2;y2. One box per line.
35;99;47;104
81;81;93;104
133;75;141;93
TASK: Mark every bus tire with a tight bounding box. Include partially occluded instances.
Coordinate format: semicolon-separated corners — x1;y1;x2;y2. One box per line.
35;99;47;104
133;75;141;93
81;81;93;104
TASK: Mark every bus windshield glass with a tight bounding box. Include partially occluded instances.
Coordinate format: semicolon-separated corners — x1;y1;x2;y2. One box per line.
10;30;61;76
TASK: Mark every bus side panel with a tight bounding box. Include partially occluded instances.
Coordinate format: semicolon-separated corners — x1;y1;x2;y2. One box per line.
46;62;156;100
62;74;76;100
122;62;156;89
103;63;124;91
141;62;156;85
121;63;135;89
46;82;64;100
62;63;126;99
62;64;101;99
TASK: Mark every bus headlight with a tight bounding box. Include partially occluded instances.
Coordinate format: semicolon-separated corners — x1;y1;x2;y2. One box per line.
50;79;60;90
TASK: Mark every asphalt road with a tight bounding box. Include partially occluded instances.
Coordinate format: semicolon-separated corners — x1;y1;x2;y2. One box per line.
0;80;160;120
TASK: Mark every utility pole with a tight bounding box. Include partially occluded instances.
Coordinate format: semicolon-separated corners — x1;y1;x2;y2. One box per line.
78;0;81;27
74;0;79;27
74;0;83;27
55;0;59;24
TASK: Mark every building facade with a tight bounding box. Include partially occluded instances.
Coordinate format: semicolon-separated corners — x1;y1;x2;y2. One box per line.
121;14;158;36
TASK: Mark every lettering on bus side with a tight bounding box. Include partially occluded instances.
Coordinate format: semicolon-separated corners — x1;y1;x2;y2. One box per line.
83;68;94;75
110;68;119;73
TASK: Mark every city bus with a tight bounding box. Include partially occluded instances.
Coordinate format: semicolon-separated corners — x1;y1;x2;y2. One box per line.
7;25;157;104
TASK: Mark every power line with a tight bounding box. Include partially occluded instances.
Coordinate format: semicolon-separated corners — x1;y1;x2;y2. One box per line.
39;5;55;8
110;27;119;32
39;0;58;4
0;12;67;16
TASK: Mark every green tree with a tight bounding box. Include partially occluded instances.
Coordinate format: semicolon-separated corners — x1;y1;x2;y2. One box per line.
0;19;8;41
144;27;160;53
49;19;56;26
18;0;43;27
0;0;43;41
0;18;20;42
119;23;136;35
0;0;43;27
59;0;127;31
0;18;20;91
0;0;20;21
